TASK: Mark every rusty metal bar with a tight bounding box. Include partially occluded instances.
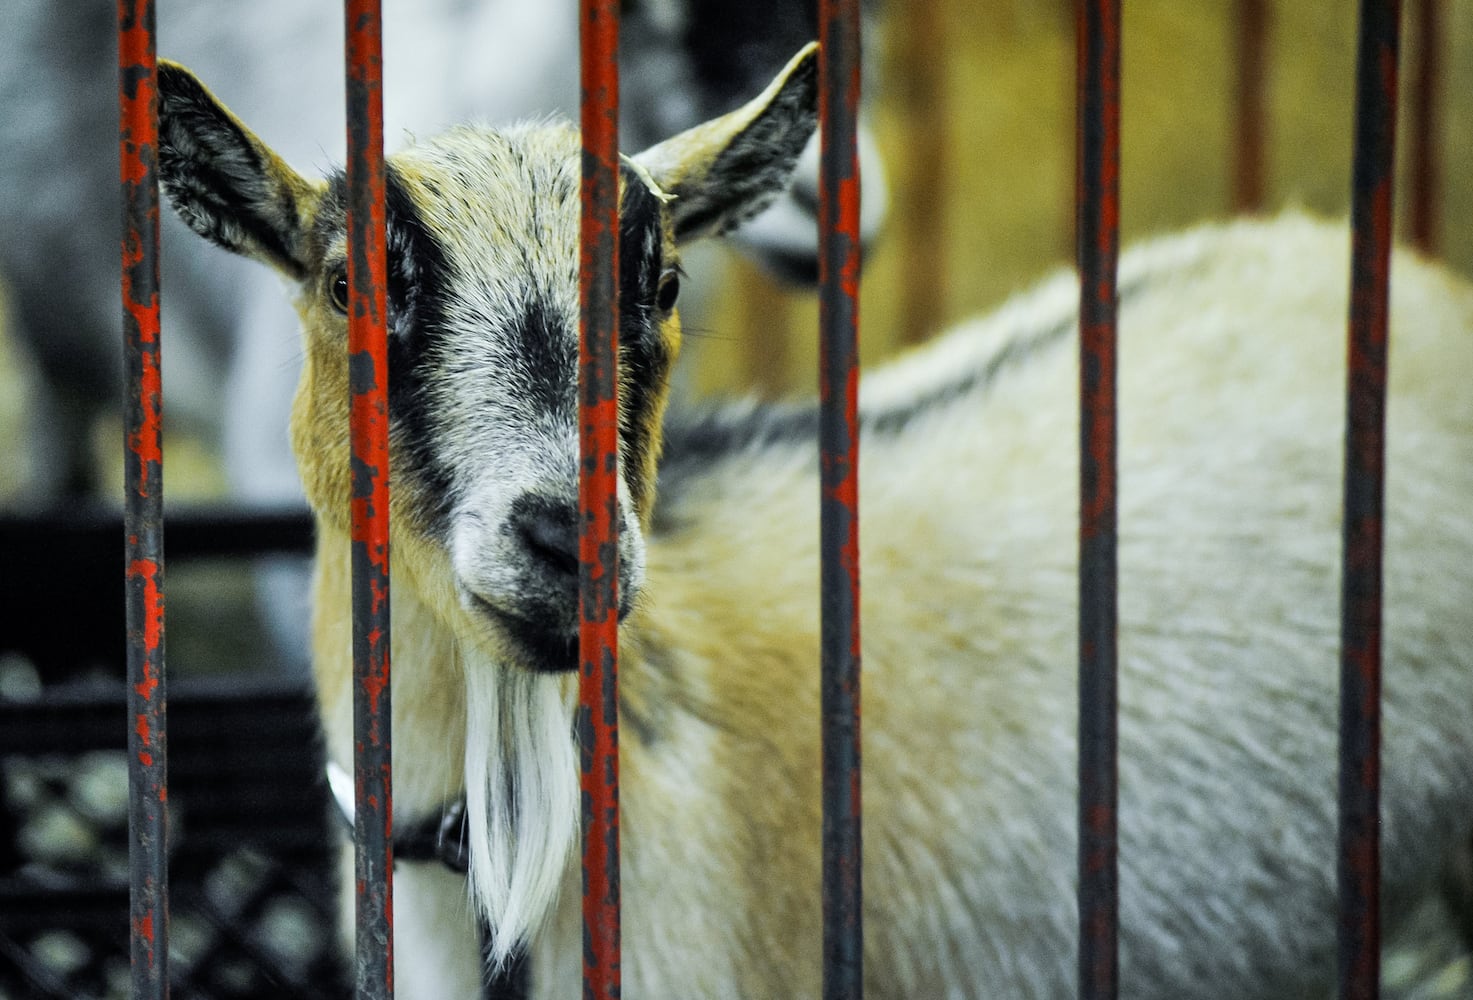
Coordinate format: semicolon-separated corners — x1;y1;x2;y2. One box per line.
1075;0;1121;996
1231;0;1270;213
1338;1;1400;997
344;2;395;997
578;1;622;997
1408;0;1441;252
119;1;168;996
819;1;864;997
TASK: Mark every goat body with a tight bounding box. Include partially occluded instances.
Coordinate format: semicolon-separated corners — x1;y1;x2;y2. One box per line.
156;46;1473;999
613;214;1473;998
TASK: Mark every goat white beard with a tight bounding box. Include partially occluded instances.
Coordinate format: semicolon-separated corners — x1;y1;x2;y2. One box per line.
461;653;579;968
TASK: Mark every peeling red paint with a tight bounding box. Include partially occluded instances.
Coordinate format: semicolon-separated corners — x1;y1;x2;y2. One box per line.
120;3;169;997
578;2;623;997
126;356;164;473
361;666;388;717
127;558;164;652
345;3;395;997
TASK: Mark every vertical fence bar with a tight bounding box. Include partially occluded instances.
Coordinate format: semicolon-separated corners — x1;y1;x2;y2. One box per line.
1075;0;1120;997
344;2;394;997
578;1;622;997
119;2;168;996
1231;0;1270;213
1338;1;1400;997
1407;0;1441;253
818;2;864;997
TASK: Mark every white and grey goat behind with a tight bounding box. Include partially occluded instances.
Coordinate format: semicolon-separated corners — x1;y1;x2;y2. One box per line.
154;42;1473;1000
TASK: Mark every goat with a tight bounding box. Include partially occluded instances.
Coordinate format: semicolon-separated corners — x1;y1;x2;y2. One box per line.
155;43;1473;1000
1;0;884;499
3;1;885;679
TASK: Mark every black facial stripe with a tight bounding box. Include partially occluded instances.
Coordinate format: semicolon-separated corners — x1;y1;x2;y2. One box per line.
379;169;461;533
620;332;672;513
509;297;579;425
318;170;457;531
618;167;668;510
317;169;443;326
311;169;452;535
619;165;663;305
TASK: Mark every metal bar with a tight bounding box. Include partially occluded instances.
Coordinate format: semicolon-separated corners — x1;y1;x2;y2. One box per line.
818;1;864;997
1338;1;1400;997
578;1;622;996
1231;0;1270;213
1408;0;1441;253
344;2;394;997
118;1;168;996
1075;0;1121;997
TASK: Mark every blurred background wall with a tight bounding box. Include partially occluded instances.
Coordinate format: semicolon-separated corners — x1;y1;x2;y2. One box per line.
688;0;1472;400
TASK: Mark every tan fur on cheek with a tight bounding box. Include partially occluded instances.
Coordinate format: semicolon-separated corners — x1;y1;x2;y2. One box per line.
290;313;355;532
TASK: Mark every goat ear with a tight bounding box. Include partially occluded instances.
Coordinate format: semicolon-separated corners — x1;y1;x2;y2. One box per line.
157;60;323;279
632;42;819;245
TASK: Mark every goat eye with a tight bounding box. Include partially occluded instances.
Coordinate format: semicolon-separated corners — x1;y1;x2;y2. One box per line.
329;268;349;314
655;270;680;313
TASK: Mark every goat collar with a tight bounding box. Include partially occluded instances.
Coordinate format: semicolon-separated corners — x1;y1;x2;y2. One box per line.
326;760;470;873
326;763;534;1000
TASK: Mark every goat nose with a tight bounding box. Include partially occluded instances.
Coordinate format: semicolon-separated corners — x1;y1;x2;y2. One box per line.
513;497;579;580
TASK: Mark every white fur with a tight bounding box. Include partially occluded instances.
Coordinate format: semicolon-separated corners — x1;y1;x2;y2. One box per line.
461;653;579;966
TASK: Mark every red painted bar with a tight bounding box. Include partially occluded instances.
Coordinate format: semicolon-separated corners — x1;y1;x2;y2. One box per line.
818;1;864;997
344;2;395;997
1075;0;1120;997
118;2;169;996
1338;2;1400;997
1231;0;1270;213
1408;0;1441;252
578;1;622;996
